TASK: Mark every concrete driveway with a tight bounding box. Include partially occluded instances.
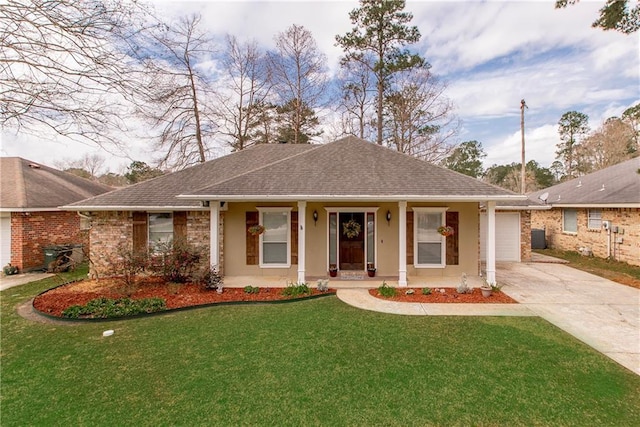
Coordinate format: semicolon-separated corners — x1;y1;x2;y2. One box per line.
497;261;639;376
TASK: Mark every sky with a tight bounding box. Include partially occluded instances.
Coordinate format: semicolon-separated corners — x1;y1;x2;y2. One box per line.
1;0;638;174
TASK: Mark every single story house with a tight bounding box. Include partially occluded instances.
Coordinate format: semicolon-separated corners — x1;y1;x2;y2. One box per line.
65;137;527;285
529;157;640;266
0;157;112;271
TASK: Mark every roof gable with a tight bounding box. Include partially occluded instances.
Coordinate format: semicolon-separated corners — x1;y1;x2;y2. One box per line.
528;157;640;206
0;157;112;209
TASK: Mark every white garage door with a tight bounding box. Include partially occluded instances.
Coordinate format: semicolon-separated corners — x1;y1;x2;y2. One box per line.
480;212;521;262
0;214;11;268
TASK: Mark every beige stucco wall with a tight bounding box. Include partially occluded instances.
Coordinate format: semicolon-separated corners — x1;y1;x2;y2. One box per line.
223;201;480;279
531;207;640;266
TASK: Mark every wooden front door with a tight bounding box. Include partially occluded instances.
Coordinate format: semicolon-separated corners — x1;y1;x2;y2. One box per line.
339;213;365;270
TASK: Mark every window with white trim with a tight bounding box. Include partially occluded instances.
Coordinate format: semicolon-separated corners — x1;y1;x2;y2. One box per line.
587;209;602;230
414;208;447;267
148;212;173;251
562;209;577;233
259;208;291;267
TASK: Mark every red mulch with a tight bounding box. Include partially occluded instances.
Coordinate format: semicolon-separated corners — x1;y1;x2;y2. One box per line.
369;287;517;303
33;277;335;317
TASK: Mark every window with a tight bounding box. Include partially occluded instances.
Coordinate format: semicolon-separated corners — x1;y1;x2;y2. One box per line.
259;208;291;267
414;208;447;267
563;209;577;233
588;209;602;230
148;212;173;251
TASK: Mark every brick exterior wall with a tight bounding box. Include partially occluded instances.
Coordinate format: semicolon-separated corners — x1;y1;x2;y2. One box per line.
518;210;532;262
10;211;88;271
531;207;640;266
88;210;216;278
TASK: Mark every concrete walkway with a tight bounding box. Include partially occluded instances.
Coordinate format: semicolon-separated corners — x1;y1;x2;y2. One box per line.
0;272;53;291
337;261;639;376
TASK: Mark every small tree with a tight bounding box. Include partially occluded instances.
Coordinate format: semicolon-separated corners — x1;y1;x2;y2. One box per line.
556;111;590;178
441;140;487;178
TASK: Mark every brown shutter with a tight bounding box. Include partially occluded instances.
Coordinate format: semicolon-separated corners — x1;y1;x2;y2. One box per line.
132;211;148;253
173;211;187;241
291;211;298;265
446;211;459;265
406;211;414;264
246;212;259;265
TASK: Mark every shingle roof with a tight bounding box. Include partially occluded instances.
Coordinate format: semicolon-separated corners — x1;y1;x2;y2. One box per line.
66;144;315;209
528;157;640;206
66;137;524;210
182;136;520;200
0;157;112;210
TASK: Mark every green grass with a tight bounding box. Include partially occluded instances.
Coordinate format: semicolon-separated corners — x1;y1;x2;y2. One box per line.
2;269;639;426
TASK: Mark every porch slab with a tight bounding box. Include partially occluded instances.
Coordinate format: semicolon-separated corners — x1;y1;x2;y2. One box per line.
222;275;485;289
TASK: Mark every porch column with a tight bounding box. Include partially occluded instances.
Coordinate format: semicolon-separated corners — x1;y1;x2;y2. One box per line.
297;201;306;283
398;200;408;286
485;201;496;285
210;202;219;269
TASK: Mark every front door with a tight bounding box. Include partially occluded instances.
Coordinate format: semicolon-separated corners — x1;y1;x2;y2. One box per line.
339;213;365;270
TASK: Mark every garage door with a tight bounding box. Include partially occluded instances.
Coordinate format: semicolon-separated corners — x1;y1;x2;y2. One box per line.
480;212;521;262
0;214;11;268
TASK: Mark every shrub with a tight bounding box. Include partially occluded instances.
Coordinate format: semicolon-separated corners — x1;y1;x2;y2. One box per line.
422;287;432;295
62;297;166;319
3;263;18;276
316;279;329;292
150;239;202;283
196;266;224;291
110;243;149;290
281;282;311;297
378;281;396;297
243;285;260;294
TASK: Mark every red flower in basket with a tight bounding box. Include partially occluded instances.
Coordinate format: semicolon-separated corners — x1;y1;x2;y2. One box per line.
437;226;454;237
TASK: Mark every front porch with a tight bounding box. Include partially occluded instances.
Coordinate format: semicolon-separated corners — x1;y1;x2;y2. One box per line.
222;274;485;289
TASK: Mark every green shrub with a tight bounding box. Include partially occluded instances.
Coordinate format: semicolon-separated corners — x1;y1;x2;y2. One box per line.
377;281;396;297
421;287;432;295
281;282;311;297
243;285;260;294
62;297;167;319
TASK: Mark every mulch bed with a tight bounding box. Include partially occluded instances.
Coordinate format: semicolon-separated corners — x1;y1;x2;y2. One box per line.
33;277;335;318
369;287;517;303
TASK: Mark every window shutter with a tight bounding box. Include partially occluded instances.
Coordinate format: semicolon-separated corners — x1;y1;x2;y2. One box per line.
291;211;298;265
446;211;459;265
246;211;259;265
132;211;148;253
406;211;414;264
173;211;187;241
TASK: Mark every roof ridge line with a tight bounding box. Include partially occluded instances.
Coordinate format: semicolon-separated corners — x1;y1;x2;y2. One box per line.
186;144;323;196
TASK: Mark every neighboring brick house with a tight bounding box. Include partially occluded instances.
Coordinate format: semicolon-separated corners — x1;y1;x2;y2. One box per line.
0;157;112;272
65;137;527;286
529;157;640;266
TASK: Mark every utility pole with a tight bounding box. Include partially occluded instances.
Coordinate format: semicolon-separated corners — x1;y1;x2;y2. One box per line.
520;99;528;194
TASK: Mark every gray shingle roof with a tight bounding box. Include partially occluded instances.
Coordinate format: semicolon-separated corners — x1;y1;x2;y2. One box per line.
182;136;520;200
0;157;112;210
528;157;640;206
66;137;524;210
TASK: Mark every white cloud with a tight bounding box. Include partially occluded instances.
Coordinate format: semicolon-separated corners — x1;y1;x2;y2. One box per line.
484;124;559;169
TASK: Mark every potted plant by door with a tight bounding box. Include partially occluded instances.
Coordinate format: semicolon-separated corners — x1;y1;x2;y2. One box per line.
367;263;376;277
329;264;338;277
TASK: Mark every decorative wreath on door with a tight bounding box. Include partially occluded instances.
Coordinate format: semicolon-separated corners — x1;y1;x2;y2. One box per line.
342;219;361;238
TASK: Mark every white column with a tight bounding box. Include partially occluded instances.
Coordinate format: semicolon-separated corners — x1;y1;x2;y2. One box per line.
398;201;408;286
485;201;496;285
297;201;306;283
210;202;219;269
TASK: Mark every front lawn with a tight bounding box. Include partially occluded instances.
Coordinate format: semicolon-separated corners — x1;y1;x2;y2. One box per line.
2;272;639;426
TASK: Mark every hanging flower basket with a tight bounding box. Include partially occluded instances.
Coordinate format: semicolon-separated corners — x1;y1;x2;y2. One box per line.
248;224;265;236
342;219;361;238
437;225;454;237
